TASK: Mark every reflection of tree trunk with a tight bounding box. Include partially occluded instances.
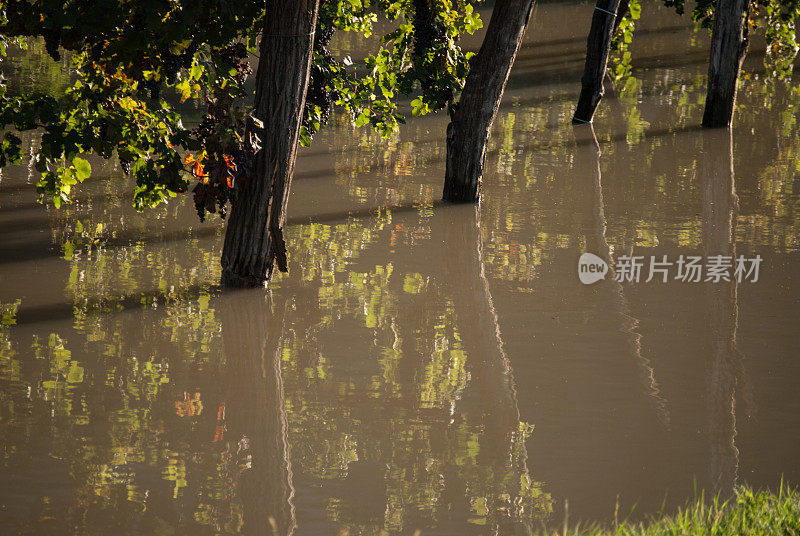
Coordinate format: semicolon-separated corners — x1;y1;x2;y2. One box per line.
443;206;519;449
220;291;295;536
440;205;536;530
572;125;670;427
395;300;430;407
572;0;628;124
701;129;741;493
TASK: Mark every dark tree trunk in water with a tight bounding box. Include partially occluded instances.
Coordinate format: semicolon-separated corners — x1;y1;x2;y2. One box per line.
702;0;749;127
221;0;321;287
572;0;627;124
442;0;536;203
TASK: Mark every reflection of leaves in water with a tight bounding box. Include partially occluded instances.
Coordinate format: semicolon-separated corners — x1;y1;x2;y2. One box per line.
2;38;74;97
1;299;21;326
1;191;552;533
278;215;550;533
0;304;21;395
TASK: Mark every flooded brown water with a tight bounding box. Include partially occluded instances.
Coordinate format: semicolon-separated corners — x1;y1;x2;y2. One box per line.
2;1;800;534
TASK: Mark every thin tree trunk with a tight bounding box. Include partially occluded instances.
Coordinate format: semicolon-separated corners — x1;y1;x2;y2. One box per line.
442;0;536;203
221;0;321;287
572;0;626;124
702;0;749;127
612;0;630;35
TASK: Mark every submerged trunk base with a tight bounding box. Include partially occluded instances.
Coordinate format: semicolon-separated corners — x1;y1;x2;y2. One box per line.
443;122;484;204
441;0;537;204
702;0;748;127
572;0;625;124
221;266;270;288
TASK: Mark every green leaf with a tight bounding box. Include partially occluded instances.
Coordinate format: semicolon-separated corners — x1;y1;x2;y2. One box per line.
629;0;642;19
299;126;311;147
72;157;91;181
410;97;429;117
190;63;204;81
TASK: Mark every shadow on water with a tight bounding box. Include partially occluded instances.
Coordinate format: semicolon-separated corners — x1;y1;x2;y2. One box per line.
516;23;692;53
1;118;711;269
0;166;340;216
14;283;223;325
396;123;707;181
0;200;449;268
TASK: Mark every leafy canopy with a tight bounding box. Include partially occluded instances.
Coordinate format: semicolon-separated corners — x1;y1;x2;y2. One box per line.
0;0;483;218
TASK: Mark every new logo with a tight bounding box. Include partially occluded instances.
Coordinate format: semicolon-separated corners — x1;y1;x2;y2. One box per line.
578;253;609;285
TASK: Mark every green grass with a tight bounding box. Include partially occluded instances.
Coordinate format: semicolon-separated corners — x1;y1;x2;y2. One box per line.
538;484;800;536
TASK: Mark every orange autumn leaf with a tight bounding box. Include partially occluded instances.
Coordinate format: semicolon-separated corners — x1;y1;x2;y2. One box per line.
222;154;237;171
213;403;226;442
194;161;206;179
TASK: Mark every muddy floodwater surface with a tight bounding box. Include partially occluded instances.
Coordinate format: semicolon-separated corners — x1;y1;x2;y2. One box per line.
1;1;800;535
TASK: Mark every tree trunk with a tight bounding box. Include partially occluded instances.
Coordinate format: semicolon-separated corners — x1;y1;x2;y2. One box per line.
702;0;749;128
442;0;536;203
572;0;626;124
221;0;321;287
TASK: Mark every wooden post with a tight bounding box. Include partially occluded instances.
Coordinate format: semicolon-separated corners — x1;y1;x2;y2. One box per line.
572;0;626;124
